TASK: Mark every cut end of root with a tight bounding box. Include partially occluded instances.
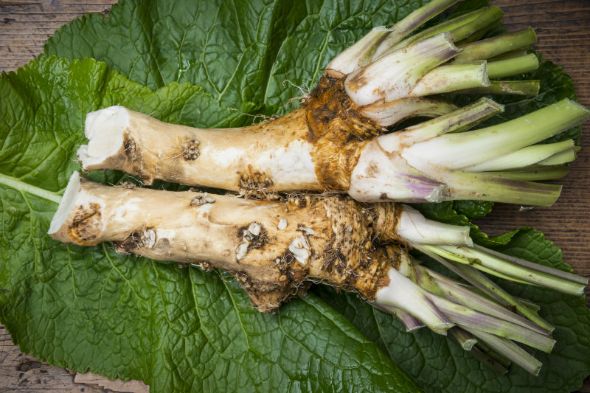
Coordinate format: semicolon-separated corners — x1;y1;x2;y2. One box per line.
47;171;106;245
78;106;130;168
48;171;81;235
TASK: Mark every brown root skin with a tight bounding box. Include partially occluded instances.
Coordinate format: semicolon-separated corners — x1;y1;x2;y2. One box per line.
305;76;384;141
50;178;404;312
304;76;382;190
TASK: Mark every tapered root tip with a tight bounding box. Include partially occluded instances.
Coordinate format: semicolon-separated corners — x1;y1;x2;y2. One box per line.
77;106;129;168
48;171;82;235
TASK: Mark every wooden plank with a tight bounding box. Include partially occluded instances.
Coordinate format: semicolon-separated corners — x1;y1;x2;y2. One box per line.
0;0;589;392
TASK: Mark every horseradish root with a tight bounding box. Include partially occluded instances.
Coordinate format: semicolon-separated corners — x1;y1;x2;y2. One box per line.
74;0;590;207
48;172;464;310
49;173;588;374
79;96;588;206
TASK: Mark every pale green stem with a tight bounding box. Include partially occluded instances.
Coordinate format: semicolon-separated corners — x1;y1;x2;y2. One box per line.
411;62;490;97
450;328;478;350
373;0;462;58
486;166;569;181
375;267;453;334
408;164;563;206
427;245;587;295
474;245;588;285
475;338;514;368
424;252;554;332
0;173;62;203
459;20;501;44
345;33;459;105
402;99;590;170
423;267;550;335
428;295;555;352
360;98;457;127
466;140;575;172
487;53;539;79
465;329;543;376
399;257;555;352
387;7;504;55
416;244;531;284
459;80;540;96
404;97;503;135
490;49;530;61
377;98;504;153
326;27;390;76
378;304;425;332
454;28;537;63
539;147;579;165
517;297;542;312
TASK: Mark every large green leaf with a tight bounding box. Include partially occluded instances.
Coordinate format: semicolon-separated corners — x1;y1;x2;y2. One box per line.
0;55;419;393
1;0;587;392
45;0;429;116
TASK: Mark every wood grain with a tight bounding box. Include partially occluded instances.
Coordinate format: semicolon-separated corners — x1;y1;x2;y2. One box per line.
0;0;589;392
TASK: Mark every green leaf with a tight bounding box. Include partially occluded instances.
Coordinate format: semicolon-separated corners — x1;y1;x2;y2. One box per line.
316;229;590;393
3;0;587;392
45;0;427;116
0;55;420;393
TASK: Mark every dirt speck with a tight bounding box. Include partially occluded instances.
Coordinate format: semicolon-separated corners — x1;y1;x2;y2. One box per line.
182;139;200;160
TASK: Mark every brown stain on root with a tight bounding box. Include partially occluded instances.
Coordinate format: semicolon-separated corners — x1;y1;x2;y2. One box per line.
304;76;384;191
68;203;102;245
345;72;368;94
234;261;310;312
372;203;402;243
238;166;277;199
115;228;155;254
237;223;268;250
122;134;152;184
123;135;138;160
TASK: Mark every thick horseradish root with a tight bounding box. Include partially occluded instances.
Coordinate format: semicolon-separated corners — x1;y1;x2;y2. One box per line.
79;96;588;206
75;0;590;207
49;172;588;374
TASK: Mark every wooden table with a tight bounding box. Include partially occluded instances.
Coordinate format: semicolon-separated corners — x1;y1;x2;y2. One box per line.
0;0;589;391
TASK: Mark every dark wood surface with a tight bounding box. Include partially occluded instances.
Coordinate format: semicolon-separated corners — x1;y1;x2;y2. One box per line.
0;0;589;391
